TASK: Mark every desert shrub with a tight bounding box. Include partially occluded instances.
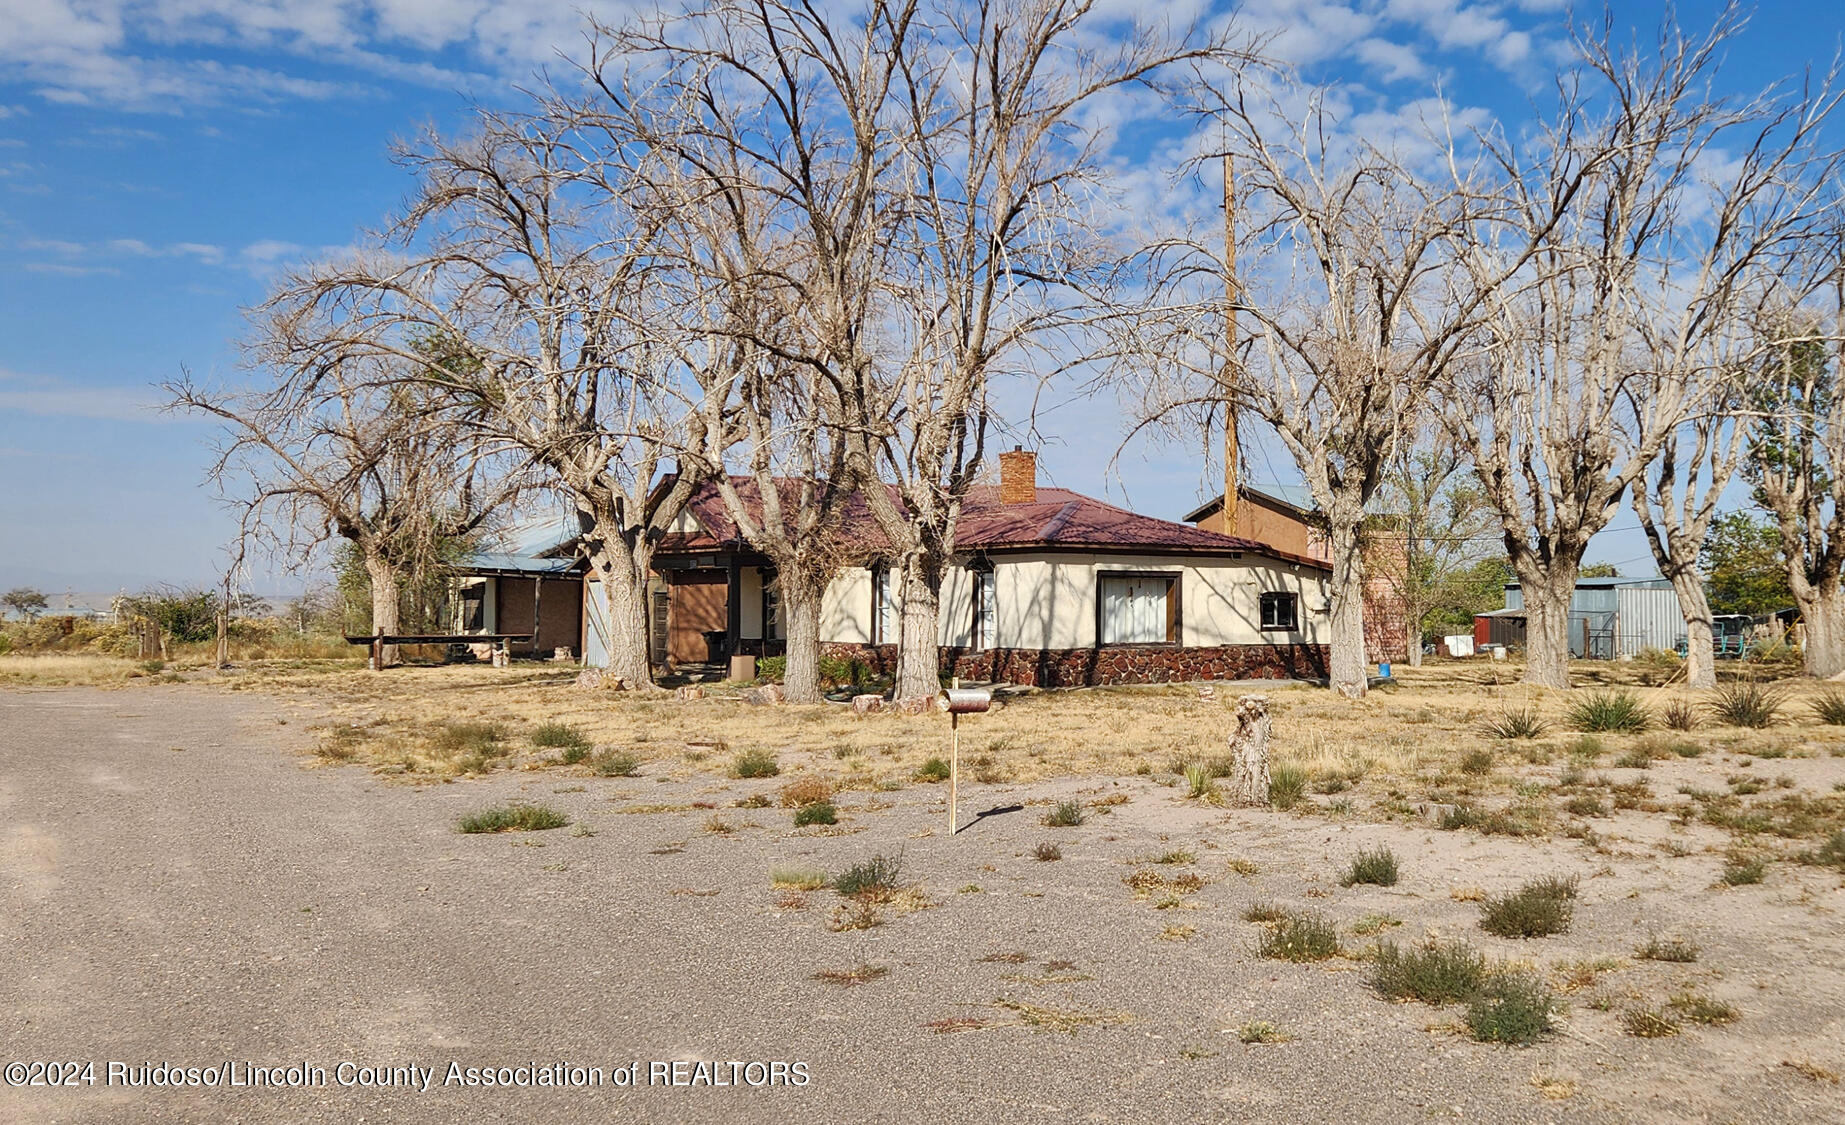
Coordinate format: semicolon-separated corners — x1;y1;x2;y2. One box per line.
531;722;591;752
1720;856;1767;885
1033;842;1063;861
1438;803;1547;837
1256;913;1340;962
770;865;828;890
1242;900;1291;923
590;750;641;777
779;776;839;808
794;800;838;827
1811;692;1845;727
1612;748;1652;770
1480;707;1546;740
1478;875;1577;938
1668;992;1739;1025
1343;847;1400;887
834;852;903;900
557;743;592;766
1567;689;1649;734
1662;699;1699;731
1269;763;1309;810
1567;735;1606;759
914;757;951;783
732;749;781;778
755;655;786;683
1465;968;1561;1045
457;804;570;833
1372;939;1488;1005
1709;682;1785;729
1635;936;1699;963
1459;748;1497;776
1043;800;1085;827
1563;794;1609;818
1799;830;1845;872
432;721;510;756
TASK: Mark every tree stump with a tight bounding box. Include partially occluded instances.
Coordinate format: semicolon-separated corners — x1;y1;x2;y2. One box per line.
1224;694;1272;807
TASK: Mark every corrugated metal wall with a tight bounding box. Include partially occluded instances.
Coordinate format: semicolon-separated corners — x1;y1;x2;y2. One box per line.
1616;585;1686;655
1499;580;1688;659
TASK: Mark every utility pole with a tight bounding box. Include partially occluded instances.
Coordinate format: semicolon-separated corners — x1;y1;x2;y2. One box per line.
1222;150;1240;537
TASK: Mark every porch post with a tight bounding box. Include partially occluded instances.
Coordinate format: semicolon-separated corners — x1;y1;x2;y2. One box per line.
532;574;543;656
725;555;742;658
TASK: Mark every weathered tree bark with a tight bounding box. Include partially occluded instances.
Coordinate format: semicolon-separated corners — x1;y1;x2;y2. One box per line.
1404;619;1424;668
1326;510;1370;698
892;552;944;704
363;553;402;668
1223;694;1272;806
1518;566;1577;690
1797;582;1845;679
1665;570;1717;689
781;584;824;704
587;540;659;691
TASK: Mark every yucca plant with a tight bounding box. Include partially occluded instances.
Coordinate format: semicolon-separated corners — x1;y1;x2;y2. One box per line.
1566;689;1650;734
1708;681;1785;729
1479;705;1546;740
1661;698;1698;731
1812;692;1845;727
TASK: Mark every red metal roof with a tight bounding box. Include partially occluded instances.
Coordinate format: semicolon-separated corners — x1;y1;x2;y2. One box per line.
664;477;1330;570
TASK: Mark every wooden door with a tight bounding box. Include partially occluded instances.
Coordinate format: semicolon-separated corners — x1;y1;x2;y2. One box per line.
668;571;728;664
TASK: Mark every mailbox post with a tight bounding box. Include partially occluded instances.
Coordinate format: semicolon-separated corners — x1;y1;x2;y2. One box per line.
937;684;991;834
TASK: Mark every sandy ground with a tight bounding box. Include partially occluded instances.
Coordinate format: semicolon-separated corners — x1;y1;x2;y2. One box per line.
2;683;1843;1124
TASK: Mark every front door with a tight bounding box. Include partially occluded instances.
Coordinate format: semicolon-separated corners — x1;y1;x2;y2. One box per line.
668;571;728;665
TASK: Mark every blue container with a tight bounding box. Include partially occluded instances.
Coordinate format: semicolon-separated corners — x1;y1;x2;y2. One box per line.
1378;662;1393;679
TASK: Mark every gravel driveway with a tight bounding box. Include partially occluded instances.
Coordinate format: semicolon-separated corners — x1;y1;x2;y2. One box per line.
2;685;1840;1123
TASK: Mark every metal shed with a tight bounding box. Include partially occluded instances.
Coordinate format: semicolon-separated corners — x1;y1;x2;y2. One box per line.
1496;579;1685;659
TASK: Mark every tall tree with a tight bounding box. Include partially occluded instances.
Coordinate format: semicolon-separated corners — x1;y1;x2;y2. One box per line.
1;588;48;623
1446;6;1822;688
1700;511;1794;616
1371;443;1497;667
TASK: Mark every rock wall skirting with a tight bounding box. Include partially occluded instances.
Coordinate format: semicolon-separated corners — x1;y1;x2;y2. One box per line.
819;642;1329;688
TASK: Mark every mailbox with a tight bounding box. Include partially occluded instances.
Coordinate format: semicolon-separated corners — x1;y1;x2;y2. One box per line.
937;687;992;715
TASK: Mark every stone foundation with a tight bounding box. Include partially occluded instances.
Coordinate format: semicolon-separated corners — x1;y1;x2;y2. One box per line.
819;642;1328;688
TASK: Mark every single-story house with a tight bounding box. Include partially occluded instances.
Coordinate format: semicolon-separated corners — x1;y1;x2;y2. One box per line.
456;451;1335;686
448;547;586;660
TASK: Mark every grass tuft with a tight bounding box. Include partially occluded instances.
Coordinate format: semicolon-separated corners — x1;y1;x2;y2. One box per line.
914;757;951;783
1465;968;1561;1045
1566;689;1649;734
1373;939;1488;1005
457;803;570;834
1269;762;1308;810
1183;761;1218;801
834;852;903;900
1621;1007;1681;1038
1043;799;1085;827
1342;846;1400;887
1460;747;1497;776
1812;692;1845;727
589;750;642;777
1238;1021;1290;1044
794;800;838;827
770;865;828;890
1478;875;1577;938
1256;912;1340;962
1662;698;1699;731
1635;936;1699;963
531;722;592;756
732;749;781;778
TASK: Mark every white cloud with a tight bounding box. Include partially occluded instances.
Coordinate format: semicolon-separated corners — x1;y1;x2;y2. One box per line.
19;235;225;264
1353;38;1429;83
0;368;168;422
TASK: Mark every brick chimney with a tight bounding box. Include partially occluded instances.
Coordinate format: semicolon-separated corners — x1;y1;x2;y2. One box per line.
998;446;1037;505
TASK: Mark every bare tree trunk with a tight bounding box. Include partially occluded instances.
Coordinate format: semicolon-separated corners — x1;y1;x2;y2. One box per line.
1223;694;1272;806
1666;570;1717;689
1404;617;1424;668
1800;583;1845;679
1521;571;1575;689
781;584;823;704
893;553;942;703
363;553;401;668
1326;512;1369;698
588;547;657;690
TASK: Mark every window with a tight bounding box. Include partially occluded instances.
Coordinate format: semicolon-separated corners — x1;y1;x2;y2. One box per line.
1260;591;1299;632
971;569;996;650
1098;573;1178;645
871;565;898;644
456;583;486;632
761;572;782;642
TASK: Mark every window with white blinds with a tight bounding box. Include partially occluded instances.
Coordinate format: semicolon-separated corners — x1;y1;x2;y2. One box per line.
872;566;897;644
1098;574;1176;645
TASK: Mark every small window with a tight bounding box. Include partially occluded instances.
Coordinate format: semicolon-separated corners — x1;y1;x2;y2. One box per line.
762;572;781;642
1098;573;1177;645
456;584;485;632
971;569;996;650
1260;591;1299;632
872;565;898;644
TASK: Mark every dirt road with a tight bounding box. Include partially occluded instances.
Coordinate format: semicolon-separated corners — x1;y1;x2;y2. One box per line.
1;686;1839;1123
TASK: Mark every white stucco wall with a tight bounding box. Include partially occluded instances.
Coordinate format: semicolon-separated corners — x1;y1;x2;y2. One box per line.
818;552;1329;648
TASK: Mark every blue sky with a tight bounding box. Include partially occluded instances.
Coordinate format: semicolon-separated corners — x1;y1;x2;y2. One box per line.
0;0;1837;597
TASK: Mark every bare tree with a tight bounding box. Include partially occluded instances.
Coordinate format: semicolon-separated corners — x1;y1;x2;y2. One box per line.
1451;7;1835;688
264;94;746;688
167;350;516;668
1127;81;1503;698
1751;278;1845;676
611;0;1252;702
